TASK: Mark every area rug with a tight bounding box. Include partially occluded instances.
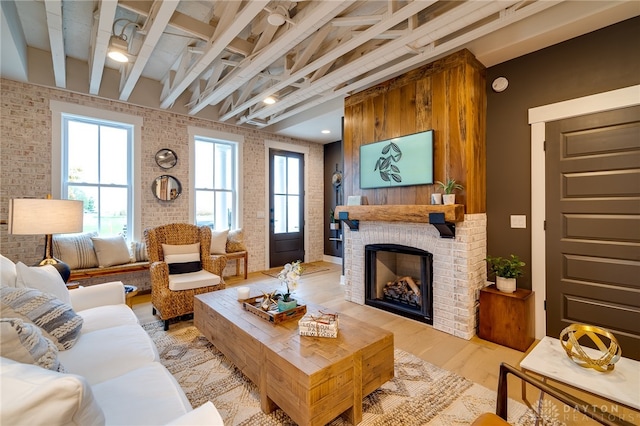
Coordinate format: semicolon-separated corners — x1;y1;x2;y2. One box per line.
144;320;557;425
262;262;330;279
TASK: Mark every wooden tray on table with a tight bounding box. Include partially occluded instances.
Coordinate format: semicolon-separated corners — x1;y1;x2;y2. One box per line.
241;295;306;324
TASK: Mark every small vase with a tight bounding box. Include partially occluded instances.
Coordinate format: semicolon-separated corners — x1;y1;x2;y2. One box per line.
330;222;340;230
277;298;297;312
431;193;442;205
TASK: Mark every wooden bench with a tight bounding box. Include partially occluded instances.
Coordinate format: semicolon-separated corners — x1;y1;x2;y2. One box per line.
69;261;149;281
225;251;247;279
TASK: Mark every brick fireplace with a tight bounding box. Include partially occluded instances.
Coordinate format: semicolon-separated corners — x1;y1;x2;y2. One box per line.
342;214;487;339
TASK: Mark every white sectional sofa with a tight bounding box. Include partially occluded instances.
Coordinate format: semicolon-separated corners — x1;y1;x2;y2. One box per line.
0;255;223;425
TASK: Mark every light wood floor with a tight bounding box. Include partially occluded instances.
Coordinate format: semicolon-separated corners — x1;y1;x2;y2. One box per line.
132;262;628;424
131;262;526;395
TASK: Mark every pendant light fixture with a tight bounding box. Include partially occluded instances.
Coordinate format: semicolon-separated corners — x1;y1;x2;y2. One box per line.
107;18;140;63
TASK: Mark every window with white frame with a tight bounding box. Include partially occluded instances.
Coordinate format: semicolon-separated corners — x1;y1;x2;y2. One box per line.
193;133;240;231
61;114;133;238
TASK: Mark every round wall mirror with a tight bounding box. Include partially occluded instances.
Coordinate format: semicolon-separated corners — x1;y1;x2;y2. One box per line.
155;148;177;169
152;175;182;201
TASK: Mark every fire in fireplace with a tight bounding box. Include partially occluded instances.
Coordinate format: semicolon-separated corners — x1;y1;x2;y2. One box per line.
365;244;433;324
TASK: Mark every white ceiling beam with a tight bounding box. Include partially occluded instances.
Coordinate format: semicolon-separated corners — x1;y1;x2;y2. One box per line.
290;24;332;74
44;0;65;88
351;29;405;40
221;0;434;122
251;17;279;54
188;1;355;115
231;0;438;124
247;1;501;122
119;0;253;56
331;15;383;26
88;0;118;95
265;0;562;126
159;0;269;110
211;2;241;41
119;0;179;101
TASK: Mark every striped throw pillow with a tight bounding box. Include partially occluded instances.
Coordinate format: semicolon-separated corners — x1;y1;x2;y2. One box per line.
131;241;148;262
162;243;201;274
0;318;64;372
0;287;83;351
52;232;99;269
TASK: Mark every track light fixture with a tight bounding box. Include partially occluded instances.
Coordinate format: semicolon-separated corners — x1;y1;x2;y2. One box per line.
107;18;140;63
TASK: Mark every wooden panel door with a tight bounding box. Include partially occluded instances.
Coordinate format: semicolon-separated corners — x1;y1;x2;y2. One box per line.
545;105;640;360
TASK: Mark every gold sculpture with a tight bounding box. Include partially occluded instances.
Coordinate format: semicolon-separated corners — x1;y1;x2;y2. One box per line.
559;324;621;372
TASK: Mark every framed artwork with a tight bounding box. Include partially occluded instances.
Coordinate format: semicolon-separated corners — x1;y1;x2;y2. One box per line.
360;130;434;189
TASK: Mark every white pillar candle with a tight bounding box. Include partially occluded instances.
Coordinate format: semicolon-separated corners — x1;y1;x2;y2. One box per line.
237;287;250;300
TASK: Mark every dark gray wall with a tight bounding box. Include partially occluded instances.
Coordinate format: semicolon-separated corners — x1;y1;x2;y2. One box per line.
486;16;640;289
324;140;343;258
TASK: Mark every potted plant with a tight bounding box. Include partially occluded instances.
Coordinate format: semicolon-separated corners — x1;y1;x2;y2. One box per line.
329;209;339;230
436;178;464;205
276;260;303;311
486;254;525;293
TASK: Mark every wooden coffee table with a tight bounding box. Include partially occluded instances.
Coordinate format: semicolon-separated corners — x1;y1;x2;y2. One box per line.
194;284;394;426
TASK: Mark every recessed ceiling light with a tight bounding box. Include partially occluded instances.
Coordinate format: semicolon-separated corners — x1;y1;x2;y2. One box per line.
321;129;331;134
263;96;277;105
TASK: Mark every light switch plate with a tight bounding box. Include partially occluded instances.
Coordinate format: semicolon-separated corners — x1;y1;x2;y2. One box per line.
257;211;265;219
510;215;526;229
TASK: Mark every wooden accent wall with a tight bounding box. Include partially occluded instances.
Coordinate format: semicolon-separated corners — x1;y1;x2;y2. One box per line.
343;49;487;213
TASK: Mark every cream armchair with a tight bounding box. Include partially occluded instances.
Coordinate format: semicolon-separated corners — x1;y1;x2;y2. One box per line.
144;223;226;330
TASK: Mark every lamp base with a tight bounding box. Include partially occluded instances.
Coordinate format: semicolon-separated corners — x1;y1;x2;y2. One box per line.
39;257;71;283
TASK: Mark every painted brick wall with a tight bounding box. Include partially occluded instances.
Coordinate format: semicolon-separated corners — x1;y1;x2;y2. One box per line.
0;78;325;277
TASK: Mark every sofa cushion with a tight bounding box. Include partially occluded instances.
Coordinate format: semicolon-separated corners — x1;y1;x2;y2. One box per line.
0;254;17;288
0;318;64;372
0;357;105;426
163;243;201;274
226;228;247;253
78;304;139;334
210;229;229;254
168;269;221;291
92;362;192;425
53;232;99;269
15;262;70;304
57;324;159;385
167;401;224;426
0;287;83;350
91;235;131;267
131;241;148;262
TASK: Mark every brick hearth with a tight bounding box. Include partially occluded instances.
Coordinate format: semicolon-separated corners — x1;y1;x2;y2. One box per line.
342;214;487;339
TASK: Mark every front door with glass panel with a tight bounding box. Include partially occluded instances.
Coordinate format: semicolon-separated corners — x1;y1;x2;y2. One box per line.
269;149;304;268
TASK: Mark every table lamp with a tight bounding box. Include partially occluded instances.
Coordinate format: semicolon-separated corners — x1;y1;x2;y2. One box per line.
8;196;84;282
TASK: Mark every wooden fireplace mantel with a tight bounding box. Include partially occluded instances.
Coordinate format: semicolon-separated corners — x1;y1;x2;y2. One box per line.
334;204;465;224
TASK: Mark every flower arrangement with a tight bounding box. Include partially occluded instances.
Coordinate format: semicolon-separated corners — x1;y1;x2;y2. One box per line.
277;260;303;302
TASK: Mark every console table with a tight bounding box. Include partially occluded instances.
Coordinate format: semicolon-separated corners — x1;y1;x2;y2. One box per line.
520;336;640;413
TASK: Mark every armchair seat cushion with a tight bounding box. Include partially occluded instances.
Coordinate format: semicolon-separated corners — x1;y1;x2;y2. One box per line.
168;270;221;291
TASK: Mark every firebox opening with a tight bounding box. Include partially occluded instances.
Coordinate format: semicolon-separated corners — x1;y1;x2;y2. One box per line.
365;244;433;324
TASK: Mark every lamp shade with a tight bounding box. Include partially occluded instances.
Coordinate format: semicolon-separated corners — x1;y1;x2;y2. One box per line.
8;199;84;235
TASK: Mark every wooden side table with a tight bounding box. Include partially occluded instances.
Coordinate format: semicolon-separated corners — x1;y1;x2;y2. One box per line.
124;285;138;308
225;251;248;279
478;284;534;351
